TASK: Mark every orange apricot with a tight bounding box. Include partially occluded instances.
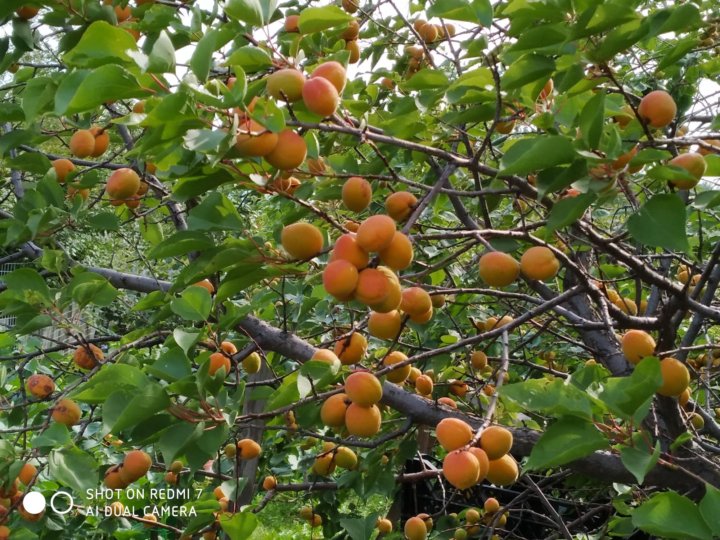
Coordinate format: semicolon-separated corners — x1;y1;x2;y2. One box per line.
302;77;340;117
372;266;402;313
284;14;300;32
449;379;469;397
468;447;490;481
320;393;349;426
120;450;152;483
69;129;96;158
415;374;433;395
17;463;37;486
311;349;341;369
330;233;369;269
341;0;358;13
265;129;307;170
346;39;361;64
220;341;237;355
385;191;417;221
438;396;457;408
237;439;262;459
383;351;410;383
443;450;480;489
409;306;433;324
470;351;487;370
307;157;327;175
658;357;690;397
342;176;372;212
73;343;103;370
478;251;520;287
638;90;676;129
26;374;55;399
334;446;358;469
484;497;500;513
486;454;519;486
193;279;214;294
281;222;324;260
235;120;279;157
368;310;402;340
334;332;367;365
262;475;277;490
89;127;110;157
679;387;691;407
354;268;391;307
106;168;141;200
668;152;706;189
345;403;381;437
480;426;513;460
345;371;383;405
266;69;305;102
208;352;231;377
311;61;347;93
404;516;428;540
52;159;75;183
379;232;414;270
323;259;359;300
611;145;638;170
418;22;438;43
356;215;396;252
272;176;301;195
377;518;393;533
621;330;656;364
520;246;560;281
400;287;432;317
16;6;40;19
52;398;81;426
104;466;128;489
698;139;720;156
342;19;360;40
436;418;473;451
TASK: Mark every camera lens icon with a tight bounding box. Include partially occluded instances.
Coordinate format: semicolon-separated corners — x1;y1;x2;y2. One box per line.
23;491;75;515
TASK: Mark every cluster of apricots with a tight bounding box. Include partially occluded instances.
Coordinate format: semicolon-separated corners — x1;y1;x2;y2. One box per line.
437;418;518;490
206;339;262;379
103;450;152;489
0;462;44;528
621;329;691;399
285;2;362;63
320;371;383;439
311;441;358;476
478;245;561;288
447;498;508;539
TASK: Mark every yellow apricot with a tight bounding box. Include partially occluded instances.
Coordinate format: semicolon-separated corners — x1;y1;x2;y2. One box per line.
312;453;336;476
621;330;656;364
265;130;307;170
379;232;414;270
323;259;359;300
478;251;520;287
334;446;357;469
470;351;487;370
266;68;305;102
480;426;513;460
668;153;706;190
345;371;383;405
415;374;433;395
613;297;638;315
436;417;473;451
311;61;347;93
443;450;480;489
520;246;560;281
385;191;418;221
368;310;402;340
658;357;690;397
377;518;393;533
281;222;324;260
346;39;361;64
637;90;676;129
383;351;410;383
344;403;381;437
484;497;500;513
356;215;396;252
342;176;372;212
678;387;691;407
486;454;519;486
333;332;367;365
320;393;349;427
330;233;369;269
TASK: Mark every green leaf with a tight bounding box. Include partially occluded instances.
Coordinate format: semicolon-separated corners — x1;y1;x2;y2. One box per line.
184;129;230;152
87;212;120;231
501;378;600;420
401;69;450;91
498;136;576;176
547;192;596;231
32;423;71;449
627;194;689;253
173;328;202;355
148;347;192;382
148;231;214;259
595;357;662;423
219;511;258;540
2;268;51;300
579;91;605;149
525;416;608;470
48;446;99;494
110;383;171;433
187;192;245;232
225;46;273;73
56;65;144;115
191;28;235;82
427;0;492;25
171;286;212;322
67;273;118;308
632;492;712;540
501;54;555;91
147;30;176;73
72;365;150;404
298;6;353;34
339;513;380;540
699;484;720;537
620;439;660;484
159;422;202;463
63;21;137;68
225;0;278;25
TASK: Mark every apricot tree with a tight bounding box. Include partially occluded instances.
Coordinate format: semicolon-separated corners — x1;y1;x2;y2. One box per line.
0;0;720;539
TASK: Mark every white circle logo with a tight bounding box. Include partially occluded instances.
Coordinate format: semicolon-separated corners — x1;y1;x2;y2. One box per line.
22;492;46;514
50;492;74;515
